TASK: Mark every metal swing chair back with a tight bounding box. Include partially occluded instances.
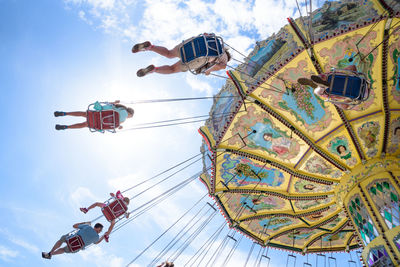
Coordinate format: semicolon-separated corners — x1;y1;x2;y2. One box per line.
324;68;370;106
179;33;225;75
101;198;128;222
66;232;85;253
87;102;120;133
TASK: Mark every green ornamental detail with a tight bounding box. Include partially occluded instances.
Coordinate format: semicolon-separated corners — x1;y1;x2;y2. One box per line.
368;179;400;229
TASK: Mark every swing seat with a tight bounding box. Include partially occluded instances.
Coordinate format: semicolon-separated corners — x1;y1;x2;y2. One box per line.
102;198;128;222
324;69;370;106
86;109;120;133
179;34;224;74
66;235;84;253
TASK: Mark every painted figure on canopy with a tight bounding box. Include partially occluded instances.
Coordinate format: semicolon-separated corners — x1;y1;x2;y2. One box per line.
388;117;400;154
54;100;134;131
80;190;130;242
262;132;292;156
133;33;231;77
42;222;106;259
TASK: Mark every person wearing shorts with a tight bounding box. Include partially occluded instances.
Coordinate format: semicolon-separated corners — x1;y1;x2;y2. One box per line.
297;65;360;110
42;222;104;259
133;33;231;77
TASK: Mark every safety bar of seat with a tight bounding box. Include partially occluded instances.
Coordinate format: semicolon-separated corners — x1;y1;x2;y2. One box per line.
286;254;297;267
185;34;224;75
316;253;326;267
227;235;237;242
261;255;271;267
328;256;337;267
206;202;217;211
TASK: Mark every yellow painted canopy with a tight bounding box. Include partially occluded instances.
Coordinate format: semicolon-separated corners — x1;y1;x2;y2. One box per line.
200;0;400;253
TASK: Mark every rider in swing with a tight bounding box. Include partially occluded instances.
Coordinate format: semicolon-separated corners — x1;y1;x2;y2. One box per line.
133;33;231;77
80;190;130;242
54;100;134;130
297;65;369;110
42;222;108;259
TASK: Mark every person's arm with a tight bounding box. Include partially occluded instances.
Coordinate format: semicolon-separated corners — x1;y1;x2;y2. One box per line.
105;220;116;236
73;221;90;229
94;235;105;245
111;100;120;104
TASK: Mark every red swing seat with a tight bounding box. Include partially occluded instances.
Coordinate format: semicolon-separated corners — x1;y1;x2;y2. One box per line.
86;102;120;133
66;235;84;253
102;198;128;222
87;110;120;133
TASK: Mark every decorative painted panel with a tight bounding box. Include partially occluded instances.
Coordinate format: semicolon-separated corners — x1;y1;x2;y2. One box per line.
215;153;289;191
388;115;400;155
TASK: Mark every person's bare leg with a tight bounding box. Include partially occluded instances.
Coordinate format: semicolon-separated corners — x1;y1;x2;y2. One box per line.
154;61;182;75
65;112;87;117
51;247;66;256
149;45;179;59
87;202;104;211
49;240;63;254
67;122;88;129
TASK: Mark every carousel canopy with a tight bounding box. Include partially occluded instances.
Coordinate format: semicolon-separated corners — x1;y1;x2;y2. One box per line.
200;0;400;253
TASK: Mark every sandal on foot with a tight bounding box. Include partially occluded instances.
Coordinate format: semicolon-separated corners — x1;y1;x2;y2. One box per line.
137;65;155;77
132;41;151;53
54;111;66;117
55;125;68;130
297;78;318;89
80;207;88;214
311;75;330;87
42;252;51;259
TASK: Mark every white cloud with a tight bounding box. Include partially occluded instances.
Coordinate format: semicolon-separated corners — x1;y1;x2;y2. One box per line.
63;0;306;55
69;187;99;208
0;228;40;254
9;237;40;254
0;245;18;262
185;74;214;96
80;246;124;267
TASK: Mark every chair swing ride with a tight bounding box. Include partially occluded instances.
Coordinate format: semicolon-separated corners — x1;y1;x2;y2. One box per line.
49;0;400;266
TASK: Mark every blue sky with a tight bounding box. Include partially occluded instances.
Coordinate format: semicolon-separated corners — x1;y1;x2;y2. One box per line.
0;0;362;266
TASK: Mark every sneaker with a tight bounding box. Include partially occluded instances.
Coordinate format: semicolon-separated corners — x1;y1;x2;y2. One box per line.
42;252;51;259
55;125;68;130
54;111;66;117
311;75;330;87
137;65;155;77
80;207;88;214
297;78;318;89
131;41;151;53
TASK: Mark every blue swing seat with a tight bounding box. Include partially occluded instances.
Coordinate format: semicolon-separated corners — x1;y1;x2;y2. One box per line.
179;34;224;74
324;69;370;105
